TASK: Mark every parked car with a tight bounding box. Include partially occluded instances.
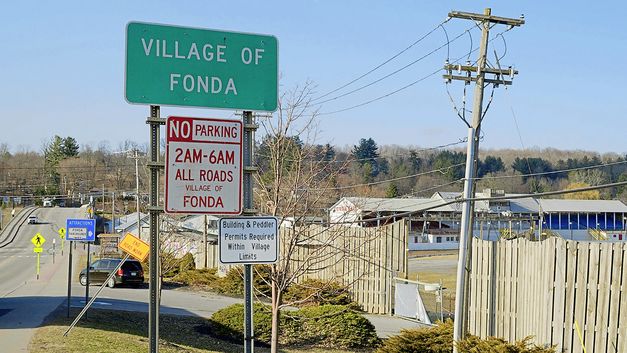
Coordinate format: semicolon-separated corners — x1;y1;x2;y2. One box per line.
79;258;144;288
27;215;38;224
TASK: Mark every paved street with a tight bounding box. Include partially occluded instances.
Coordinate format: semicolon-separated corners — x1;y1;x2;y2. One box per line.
0;207;83;352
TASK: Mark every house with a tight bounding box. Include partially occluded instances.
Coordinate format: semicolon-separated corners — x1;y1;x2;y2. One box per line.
114;212;150;239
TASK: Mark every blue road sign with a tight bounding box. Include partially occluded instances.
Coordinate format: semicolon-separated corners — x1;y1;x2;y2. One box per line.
66;219;96;241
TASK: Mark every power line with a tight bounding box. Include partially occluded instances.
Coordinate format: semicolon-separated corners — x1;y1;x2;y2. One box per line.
312;24;476;106
254;138;468;164
474;159;627;181
312;18;450;102
317;27;513;117
330;180;627;225
316;162;465;191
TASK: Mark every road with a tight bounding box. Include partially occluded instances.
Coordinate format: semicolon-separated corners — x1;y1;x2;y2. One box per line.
0;206;423;353
0;206;84;352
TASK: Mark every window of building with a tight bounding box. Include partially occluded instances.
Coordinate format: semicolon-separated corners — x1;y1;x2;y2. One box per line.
436;237;442;243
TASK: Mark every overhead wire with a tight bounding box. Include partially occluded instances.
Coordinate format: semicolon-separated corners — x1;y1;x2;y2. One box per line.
311;18;451;103
329;180;627;225
312;24;476;106
315;27;515;118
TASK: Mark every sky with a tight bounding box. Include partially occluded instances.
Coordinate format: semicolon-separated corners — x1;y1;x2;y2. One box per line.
1;1;626;154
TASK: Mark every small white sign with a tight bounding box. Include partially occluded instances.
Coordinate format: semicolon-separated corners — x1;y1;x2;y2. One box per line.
219;217;278;264
165;116;242;214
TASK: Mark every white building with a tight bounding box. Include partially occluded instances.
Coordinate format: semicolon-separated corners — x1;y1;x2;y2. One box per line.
329;189;627;250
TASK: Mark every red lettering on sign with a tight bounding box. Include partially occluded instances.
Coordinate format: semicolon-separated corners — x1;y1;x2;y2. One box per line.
183;195;224;208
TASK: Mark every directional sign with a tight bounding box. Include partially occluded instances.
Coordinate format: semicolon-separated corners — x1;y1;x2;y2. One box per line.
31;233;46;247
66;219;96;241
219;217;278;264
125;22;278;112
118;233;150;262
165;116;242;214
33;247;43;253
58;227;66;239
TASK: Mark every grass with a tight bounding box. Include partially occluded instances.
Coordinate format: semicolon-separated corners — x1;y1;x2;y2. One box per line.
1;206;23;230
30;307;367;353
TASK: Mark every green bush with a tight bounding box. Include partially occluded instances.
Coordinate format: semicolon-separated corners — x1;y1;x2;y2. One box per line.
294;304;380;348
284;279;355;307
210;303;378;349
209;303;274;345
171;268;218;286
376;321;555;353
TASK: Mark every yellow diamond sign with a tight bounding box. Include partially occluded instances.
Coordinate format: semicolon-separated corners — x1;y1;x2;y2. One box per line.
58;227;66;238
31;233;46;247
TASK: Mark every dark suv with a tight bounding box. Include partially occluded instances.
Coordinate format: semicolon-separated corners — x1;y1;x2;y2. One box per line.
79;258;144;288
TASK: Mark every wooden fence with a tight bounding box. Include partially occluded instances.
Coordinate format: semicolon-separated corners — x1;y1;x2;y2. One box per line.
286;220;408;314
469;237;627;353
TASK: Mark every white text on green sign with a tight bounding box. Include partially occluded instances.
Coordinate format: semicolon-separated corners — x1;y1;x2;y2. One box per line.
126;22;278;111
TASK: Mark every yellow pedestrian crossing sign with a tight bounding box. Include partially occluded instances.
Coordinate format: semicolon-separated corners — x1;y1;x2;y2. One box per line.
58;227;66;239
33;247;43;253
31;233;46;247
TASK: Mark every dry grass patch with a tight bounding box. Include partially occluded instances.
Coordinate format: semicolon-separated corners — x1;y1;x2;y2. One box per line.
30;307;366;353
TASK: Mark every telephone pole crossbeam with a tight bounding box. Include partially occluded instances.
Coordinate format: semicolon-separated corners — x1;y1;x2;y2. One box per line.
445;8;523;353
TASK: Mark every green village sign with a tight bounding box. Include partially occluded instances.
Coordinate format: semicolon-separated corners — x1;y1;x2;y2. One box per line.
125;22;278;112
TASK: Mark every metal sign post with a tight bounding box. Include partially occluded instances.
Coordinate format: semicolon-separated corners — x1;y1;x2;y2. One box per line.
66;219;96;307
85;242;90;305
67;241;72;318
242;110;257;353
148;105;164;353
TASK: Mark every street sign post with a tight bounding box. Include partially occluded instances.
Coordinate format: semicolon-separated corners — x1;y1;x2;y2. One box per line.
58;227;66;256
165;116;243;214
219;217;278;264
126;22;278;112
118;233;150;262
31;234;45;280
126;21;278;353
66;219;96;312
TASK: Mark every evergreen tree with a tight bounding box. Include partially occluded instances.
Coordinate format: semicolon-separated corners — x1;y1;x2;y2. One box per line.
351;138;381;180
385;183;399;198
61;137;80;157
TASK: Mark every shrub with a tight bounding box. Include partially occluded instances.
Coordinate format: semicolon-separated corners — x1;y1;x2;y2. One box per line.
178;252;196;272
376;321;555;353
210;303;378;349
294;304;380;348
210;303;274;345
171;268;218;286
284;279;355;307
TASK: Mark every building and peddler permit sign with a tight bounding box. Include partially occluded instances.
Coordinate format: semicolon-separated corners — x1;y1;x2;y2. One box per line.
219;217;278;264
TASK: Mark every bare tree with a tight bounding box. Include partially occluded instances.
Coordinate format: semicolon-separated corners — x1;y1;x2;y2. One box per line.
254;82;355;352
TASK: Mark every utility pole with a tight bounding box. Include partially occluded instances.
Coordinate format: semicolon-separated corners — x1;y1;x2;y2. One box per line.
128;150;142;239
444;8;523;351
